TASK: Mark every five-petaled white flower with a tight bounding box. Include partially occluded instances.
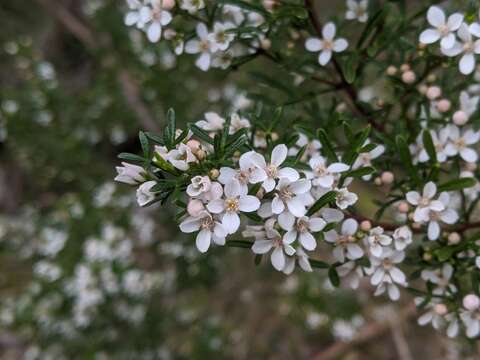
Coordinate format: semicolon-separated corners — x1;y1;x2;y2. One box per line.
282;248;313;274
180;211;227;253
280;215;326;251
167;143;197;171
335;187;358;209
272;178;312;218
185;23;214;71
345;0;368;23
423;192;459;240
196;112;225;132
140;0;173;42
180;0;205;14
419;6;463;49
208;22;235;52
441;23;480;75
392;225;413;251
324;218;364;262
207;181;260;234
305;22;348;66
365;227;392;257
444;125;480;163
308;156;349;188
406;182;445;223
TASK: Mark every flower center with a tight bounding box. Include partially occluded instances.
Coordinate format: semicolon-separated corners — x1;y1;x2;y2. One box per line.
296;219;308;233
339;235;355;244
420;197;430;207
323;40;333;50
439;25;450;36
200;40;210;52
225;198;239;212
266;164;278;178
314;165;327;177
201;217;214;230
454;138;466;149
279;187;293;200
382;258;393;270
237;171;249;184
463;42;474;53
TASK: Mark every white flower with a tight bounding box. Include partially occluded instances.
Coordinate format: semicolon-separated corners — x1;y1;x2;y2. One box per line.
136;180;157;206
441;23;480;75
180;0;205;14
406;181;445;223
218;151;267;195
208;22;235;52
459;91;479;119
444;125;480;163
272;178;312;218
392;226;413;251
282;248;313;274
365;227;392;257
421;264;457;296
179;211;227;253
207;181;260;234
196;112;225;132
305;22;348;66
229;113;251;134
419;6;463;49
288;133;322;160
186;176;212;197
248;144;299;192
352;143;385;180
345;0;368;23
461;308;480;338
115;162;146;185
185;23;214;71
124;0;147;29
367;247;407;301
308;156;349;188
324;218;364;262
280;215;326;251
140;0;173;42
250;224;296;271
167;143;197;171
335;187;358;209
415;297;448;330
424;192;459;240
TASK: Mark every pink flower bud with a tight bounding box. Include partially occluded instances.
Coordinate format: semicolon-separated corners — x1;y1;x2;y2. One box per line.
162;0;175;10
463;294;480;311
426;86;441;100
434;303;448;315
398;201;409;213
386;66;397;76
360;220;372;232
401;70;416;84
453;110;468;126
448;232;461;245
381;171;394;185
436;99;451;113
186;139;201;152
187;199;205;217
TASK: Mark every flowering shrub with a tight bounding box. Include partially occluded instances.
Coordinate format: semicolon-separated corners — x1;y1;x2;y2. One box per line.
116;0;480;340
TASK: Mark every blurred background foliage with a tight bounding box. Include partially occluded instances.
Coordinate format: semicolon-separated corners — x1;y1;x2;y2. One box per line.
0;0;478;359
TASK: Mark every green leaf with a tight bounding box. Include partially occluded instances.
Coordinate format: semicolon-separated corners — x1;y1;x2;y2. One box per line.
357;7;386;49
328;267;340;287
145;132;165;145
243;211;263;223
345;166;375;178
396;135;419;183
342;55;357;84
226;240;254;249
139;131;149;158
317;129;338;162
118;152;146;163
434;246;456;262
310;259;330;269
189;123;214;145
164;108;176;148
422;130;437;163
438;177;476;192
254;254;262;266
306;191;337;216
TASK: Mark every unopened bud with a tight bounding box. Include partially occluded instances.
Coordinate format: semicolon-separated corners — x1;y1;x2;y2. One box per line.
412;222;422;230
436;99;451;113
448;232;461;245
195;149;206;160
400;64;410;72
381;171;394;185
271;132;279;141
209;169;219;179
360;220;372;232
374;177;383;186
386;65;397;76
398;201;409;213
423;252;432;261
463;294;480;311
162;0;176;10
426;86;441;100
434;303;448;315
186;139;201;152
402;70;416;84
453;110;468;126
256;187;265;199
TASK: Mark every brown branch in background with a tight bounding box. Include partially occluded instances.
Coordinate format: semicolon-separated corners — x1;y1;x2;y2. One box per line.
33;0;162;133
304;0;385;133
311;303;417;360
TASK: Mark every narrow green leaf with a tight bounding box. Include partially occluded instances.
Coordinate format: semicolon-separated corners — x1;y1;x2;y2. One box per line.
139;131;149;158
345;166;375;178
306;191;337;216
118;152;146;163
328;267;340;287
438;177;476;192
310;259;330;269
317;129;338;162
189;123;214;144
226;240;254;249
422;130;437;163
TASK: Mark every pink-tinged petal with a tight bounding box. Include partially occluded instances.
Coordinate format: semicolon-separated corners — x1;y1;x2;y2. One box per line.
371;268;385;286
347;243;364;259
460;53;476;75
308;217;326;232
196;229;211;253
305;37;322;52
196;23;208;38
272;196;285;214
447;13;463;31
206;199;225;214
277;167;300;181
290;179;311;194
147;22;162;42
460;148;478;162
222;212;240;234
327;162;350;173
299;232;317;251
238;195;260;212
278;211;295;230
286;197;307;217
179;217;201;233
224;180;240;198
271;144;288;166
440;33;455;49
342;218;358;235
196;52;211;71
283;229;297;244
319;50;332;65
218;167;237;185
252;240;273;254
271;247;286;271
428;220;440;240
427;6;445;28
419;29;440;44
333;38;348;52
423;181;437;198
322;22;336;40
263;178;276;192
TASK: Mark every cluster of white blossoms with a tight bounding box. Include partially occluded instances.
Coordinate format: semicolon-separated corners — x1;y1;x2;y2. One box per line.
124;0;268;71
420;5;480;75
